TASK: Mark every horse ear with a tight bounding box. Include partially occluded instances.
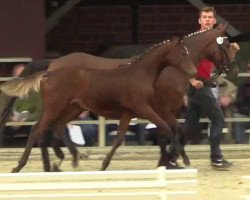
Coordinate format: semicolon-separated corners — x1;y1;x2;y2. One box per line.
216;23;228;35
216;24;223;29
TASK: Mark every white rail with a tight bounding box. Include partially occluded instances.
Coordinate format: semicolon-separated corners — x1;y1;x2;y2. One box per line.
0;167;197;200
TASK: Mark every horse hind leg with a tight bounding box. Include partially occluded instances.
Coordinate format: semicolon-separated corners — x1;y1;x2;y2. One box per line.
12;123;45;173
38;130;54;172
51;103;83;170
101;113;132;171
0;97;16;146
50;135;65;172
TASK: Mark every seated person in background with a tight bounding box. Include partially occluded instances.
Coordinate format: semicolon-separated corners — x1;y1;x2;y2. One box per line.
234;63;250;144
78;111;98;146
3;64;43;144
210;76;237;143
183;76;237;144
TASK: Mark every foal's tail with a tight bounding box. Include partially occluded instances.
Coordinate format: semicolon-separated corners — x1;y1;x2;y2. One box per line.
0;71;48;99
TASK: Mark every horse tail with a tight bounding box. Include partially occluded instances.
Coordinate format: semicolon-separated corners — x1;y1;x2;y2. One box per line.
0;71;48;99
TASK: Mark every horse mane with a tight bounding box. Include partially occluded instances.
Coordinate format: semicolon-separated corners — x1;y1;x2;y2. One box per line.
126;40;171;66
128;30;211;66
184;29;210;39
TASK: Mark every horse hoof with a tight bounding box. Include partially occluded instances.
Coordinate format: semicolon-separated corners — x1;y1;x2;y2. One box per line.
166;161;184;169
44;166;51;172
183;159;191;166
11;168;18;173
79;152;89;159
101;159;110;171
72;159;79;168
52;164;62;172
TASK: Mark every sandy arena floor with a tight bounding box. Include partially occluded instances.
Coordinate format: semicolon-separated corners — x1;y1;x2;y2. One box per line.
0;145;249;200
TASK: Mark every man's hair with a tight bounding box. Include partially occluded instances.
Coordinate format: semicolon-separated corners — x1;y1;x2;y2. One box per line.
199;6;216;17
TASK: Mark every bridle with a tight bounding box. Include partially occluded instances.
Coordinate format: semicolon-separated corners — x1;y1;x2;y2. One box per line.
210;35;237;81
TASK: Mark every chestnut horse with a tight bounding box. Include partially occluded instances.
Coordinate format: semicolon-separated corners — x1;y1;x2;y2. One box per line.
1;24;237;172
1;37;197;172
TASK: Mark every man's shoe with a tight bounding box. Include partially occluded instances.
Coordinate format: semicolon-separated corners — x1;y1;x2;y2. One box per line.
211;159;232;171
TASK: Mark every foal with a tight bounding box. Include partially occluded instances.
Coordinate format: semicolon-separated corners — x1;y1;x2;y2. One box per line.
1;38;196;172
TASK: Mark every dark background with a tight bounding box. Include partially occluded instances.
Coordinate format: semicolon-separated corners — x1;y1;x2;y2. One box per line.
0;0;250;70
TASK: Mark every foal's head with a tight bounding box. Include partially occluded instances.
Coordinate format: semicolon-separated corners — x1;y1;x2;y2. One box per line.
166;40;197;78
124;40;196;78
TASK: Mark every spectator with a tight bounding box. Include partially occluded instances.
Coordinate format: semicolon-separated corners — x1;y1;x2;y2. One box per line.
78;111;98;146
210;76;237;143
2;64;42;145
234;62;250;143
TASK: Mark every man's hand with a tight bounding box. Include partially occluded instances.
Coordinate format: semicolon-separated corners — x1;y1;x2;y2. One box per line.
220;96;232;108
189;78;204;89
183;95;188;107
230;42;240;57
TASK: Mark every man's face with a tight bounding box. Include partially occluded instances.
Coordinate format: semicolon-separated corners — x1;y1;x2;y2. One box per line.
199;11;216;30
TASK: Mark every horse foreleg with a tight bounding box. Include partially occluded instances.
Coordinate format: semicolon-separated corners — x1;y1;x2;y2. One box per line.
101;114;131;171
50;135;65;172
140;105;184;168
169;124;190;166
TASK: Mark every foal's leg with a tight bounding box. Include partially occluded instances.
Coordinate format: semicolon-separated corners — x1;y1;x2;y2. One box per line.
169;124;190;166
12;89;70;172
12;122;48;173
155;127;169;167
39;130;54;172
0;97;16;146
49;132;66;172
101;113;132;171
147;104;189;168
51;103;83;171
159;112;190;167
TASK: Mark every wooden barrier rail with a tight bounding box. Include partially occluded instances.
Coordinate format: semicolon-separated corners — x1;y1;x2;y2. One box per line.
0;167;197;200
5;117;250;147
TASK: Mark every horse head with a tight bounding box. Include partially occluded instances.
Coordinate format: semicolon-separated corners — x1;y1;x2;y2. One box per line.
127;40;196;79
211;24;239;79
183;23;239;79
166;40;197;78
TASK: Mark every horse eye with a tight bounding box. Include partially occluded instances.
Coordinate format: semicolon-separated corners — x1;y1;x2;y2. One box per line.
182;51;187;56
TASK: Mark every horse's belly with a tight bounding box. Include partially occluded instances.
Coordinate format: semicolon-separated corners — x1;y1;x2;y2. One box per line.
93;108;128;119
84;100;130;119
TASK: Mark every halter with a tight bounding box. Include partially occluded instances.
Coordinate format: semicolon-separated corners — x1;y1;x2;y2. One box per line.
211;31;237;79
202;36;237;87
